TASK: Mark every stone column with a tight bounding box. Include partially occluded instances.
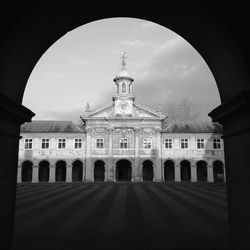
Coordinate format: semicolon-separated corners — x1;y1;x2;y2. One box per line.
85;128;93;182
207;165;214;182
191;164;197;182
17;167;22;183
0;93;35;249
134;128;141;182
175;165;181;182
155;128;163;182
49;166;56;183
107;128;114;181
32;165;39;183
66;165;72;182
223;167;226;182
209;90;250;250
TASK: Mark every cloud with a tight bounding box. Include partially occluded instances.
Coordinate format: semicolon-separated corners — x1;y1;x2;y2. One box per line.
121;39;151;48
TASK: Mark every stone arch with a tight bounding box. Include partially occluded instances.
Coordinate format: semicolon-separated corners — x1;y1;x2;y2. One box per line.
196;160;208;182
164;159;175;181
38;160;50;182
1;3;250;249
94;160;105;182
180;160;191;181
21;160;33;182
142;159;154;181
213;160;224;183
55;160;66;182
72;160;83;182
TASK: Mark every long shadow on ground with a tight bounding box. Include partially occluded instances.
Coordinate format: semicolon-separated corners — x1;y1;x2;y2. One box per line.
12;182;229;250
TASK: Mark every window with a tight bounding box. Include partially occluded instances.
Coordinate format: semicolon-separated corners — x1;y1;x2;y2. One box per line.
41;138;50;149
24;138;32;149
74;138;83;149
180;138;189;149
96;138;104;149
196;138;205;149
122;82;126;93
213;138;221;149
143;138;152;149
164;138;173;149
58;138;66;149
120;138;128;149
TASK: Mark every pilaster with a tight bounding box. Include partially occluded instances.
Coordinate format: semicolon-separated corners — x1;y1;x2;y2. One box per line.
17;167;22;183
66;165;72;182
134;127;141;182
207;166;214;182
32;166;39;183
107;127;114;181
85;128;93;181
49;166;55;183
155;128;162;181
175;166;181;182
191;165;197;182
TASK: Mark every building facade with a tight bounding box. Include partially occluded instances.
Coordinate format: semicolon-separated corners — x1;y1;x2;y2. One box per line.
18;56;225;183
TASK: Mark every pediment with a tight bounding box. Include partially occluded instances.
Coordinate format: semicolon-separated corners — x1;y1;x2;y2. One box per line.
133;103;165;119
81;102;166;120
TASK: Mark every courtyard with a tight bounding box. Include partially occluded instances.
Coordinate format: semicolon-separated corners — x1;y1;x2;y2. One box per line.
12;182;229;250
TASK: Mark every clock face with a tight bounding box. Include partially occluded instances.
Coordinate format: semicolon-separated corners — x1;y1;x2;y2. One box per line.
116;100;132;114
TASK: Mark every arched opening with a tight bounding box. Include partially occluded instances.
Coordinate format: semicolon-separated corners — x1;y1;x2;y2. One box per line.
38;160;50;182
116;159;132;181
197;160;208;182
180;160;191;181
21;160;33;182
2;3;250;249
94;160;105;181
142;160;153;181
55;160;66;182
72;160;83;182
213;160;224;183
164;160;175;181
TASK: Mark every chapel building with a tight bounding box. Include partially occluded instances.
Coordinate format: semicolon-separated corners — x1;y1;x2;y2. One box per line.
18;55;225;183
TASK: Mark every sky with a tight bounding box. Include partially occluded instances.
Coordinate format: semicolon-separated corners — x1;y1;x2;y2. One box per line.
23;17;221;123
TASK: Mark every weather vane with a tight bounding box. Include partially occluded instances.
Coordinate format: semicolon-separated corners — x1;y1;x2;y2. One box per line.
120;51;127;67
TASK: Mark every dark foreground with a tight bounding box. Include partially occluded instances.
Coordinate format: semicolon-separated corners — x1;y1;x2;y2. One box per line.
12;182;229;250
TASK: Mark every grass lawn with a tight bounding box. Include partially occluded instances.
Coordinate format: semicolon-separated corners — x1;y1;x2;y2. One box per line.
12;182;229;250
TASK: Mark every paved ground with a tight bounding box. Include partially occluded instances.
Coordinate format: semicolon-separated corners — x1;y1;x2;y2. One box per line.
12;182;229;250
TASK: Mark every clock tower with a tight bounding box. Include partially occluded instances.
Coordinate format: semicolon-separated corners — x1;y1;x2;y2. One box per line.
113;52;134;117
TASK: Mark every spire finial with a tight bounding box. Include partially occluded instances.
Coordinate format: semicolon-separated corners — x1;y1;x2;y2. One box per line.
120;51;127;68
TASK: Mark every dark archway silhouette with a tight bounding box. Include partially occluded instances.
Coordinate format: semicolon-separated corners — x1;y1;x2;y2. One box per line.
38;160;49;182
180;160;191;181
142;160;153;181
94;160;105;181
116;159;132;181
213;160;224;183
55;160;66;182
72;160;83;182
21;160;33;182
197;160;208;182
164;160;175;181
1;3;250;250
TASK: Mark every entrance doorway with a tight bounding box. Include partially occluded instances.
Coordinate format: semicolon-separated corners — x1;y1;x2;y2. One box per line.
72;160;83;182
55;160;66;182
180;160;191;181
213;160;224;183
21;160;33;182
164;160;175;181
197;160;208;182
38;160;50;182
94;160;105;181
142;160;153;181
116;159;132;181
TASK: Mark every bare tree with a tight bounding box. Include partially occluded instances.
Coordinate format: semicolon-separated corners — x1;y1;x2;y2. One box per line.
163;98;200;124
